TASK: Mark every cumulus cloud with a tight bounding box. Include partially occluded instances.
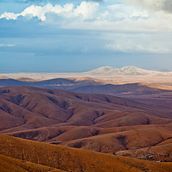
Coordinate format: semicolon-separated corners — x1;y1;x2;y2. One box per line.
126;0;172;13
0;1;99;21
0;0;172;33
0;12;18;20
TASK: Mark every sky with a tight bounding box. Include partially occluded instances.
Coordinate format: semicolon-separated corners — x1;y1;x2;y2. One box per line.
0;0;172;72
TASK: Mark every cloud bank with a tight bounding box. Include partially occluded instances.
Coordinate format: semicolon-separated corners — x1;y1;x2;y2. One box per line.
0;0;172;33
126;0;172;13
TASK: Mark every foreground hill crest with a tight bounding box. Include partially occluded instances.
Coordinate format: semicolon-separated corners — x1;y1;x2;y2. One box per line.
0;134;172;172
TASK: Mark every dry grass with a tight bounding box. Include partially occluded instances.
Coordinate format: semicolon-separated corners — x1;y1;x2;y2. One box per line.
0;154;63;172
0;135;172;172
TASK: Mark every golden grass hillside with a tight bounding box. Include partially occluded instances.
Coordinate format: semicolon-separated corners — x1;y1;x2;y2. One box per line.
0;135;172;172
0;154;64;172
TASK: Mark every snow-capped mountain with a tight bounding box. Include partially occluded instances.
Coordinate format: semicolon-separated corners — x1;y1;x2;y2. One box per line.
87;66;161;75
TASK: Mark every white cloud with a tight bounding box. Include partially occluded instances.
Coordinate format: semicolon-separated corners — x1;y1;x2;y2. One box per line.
0;1;172;33
104;33;172;54
0;12;18;20
126;0;172;13
0;2;99;21
106;41;172;54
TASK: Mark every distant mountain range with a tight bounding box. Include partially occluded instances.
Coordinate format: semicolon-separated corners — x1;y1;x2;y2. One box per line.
1;66;172;81
1;66;172;90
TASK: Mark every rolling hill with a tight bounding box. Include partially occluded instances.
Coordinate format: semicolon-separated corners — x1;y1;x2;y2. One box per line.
0;78;169;97
0;86;172;162
0;154;63;172
0;134;172;172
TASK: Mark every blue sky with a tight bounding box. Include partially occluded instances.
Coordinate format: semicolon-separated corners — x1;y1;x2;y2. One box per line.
0;0;172;72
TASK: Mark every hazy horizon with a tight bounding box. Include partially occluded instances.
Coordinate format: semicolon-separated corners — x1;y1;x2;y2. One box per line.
0;65;172;74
